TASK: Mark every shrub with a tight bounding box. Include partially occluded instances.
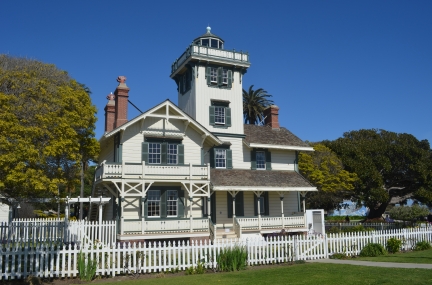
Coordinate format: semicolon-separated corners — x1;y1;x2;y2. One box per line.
327;227;342;234
414;241;431;251
343;225;374;233
216;245;247;272
330;253;348;259
359;243;387;257
386;238;402;253
77;251;98;281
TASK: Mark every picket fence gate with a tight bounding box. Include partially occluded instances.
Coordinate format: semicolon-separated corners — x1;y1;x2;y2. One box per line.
1;227;431;280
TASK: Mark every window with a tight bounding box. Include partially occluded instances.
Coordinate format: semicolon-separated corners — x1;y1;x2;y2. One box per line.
214;107;225;124
209;101;231;128
206;67;232;88
256;151;266;170
144;188;184;218
147;190;161;217
166;190;178;217
215;149;226;168
167;144;178;164
254;192;269;216
210;68;217;83
142;141;184;165
148;143;161;164
210;147;232;169
251;149;272;170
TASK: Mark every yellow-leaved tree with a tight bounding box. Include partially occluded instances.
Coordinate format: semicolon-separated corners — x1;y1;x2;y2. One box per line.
0;55;99;199
298;144;359;211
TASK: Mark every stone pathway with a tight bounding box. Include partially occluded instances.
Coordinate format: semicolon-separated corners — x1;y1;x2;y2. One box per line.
308;258;432;269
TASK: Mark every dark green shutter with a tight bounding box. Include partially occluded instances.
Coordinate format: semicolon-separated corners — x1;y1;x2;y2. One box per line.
161;142;167;164
178;76;183;94
178;144;184;164
226;149;233;169
265;150;272;170
178;189;185;218
227;70;232;88
236;192;244;216
217;67;223;86
251;149;257;170
210;192;216;224
227;193;233;218
160;190;167;218
118;144;123;163
143;196;148;218
206;67;211;85
209;106;215;125
264;192;269;215
201;197;208;217
210;148;215;168
142;142;149;163
225;107;231;127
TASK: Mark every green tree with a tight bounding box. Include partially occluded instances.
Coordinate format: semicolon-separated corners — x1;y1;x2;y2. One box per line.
323;129;432;219
389;204;430;222
299;144;359;211
242;85;274;124
0;55;99;199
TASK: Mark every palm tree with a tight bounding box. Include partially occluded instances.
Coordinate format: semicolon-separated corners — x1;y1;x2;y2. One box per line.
243;85;274;124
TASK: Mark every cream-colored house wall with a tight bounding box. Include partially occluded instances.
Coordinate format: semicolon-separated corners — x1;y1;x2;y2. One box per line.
193;66;244;135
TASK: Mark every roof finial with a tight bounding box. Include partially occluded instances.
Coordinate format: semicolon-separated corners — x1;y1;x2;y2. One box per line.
206;25;211;34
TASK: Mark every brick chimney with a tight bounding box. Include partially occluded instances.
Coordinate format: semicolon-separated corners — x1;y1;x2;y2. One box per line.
104;92;116;132
263;105;280;129
114;76;130;128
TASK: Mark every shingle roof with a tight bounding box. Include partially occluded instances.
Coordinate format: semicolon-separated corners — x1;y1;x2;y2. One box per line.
211;169;315;188
243;125;310;147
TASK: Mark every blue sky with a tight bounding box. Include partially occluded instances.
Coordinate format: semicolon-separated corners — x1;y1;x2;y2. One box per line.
2;1;432;144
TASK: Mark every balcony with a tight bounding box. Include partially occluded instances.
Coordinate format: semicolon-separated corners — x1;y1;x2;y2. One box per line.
95;161;210;181
171;44;250;75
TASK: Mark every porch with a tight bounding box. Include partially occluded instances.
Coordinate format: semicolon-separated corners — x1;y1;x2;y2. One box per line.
95;161;210;181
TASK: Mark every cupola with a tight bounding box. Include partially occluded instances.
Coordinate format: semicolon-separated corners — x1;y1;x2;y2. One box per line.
193;26;224;49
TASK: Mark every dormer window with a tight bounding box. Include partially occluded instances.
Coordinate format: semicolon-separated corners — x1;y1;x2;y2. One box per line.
256;151;266;170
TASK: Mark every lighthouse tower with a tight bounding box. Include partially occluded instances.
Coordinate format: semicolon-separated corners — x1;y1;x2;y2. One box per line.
170;27;251;136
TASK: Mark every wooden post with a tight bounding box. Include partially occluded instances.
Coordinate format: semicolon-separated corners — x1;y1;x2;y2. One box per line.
189;197;193;232
141;196;146;234
232;196;236;224
280;196;285;228
120;196;124;235
257;195;261;230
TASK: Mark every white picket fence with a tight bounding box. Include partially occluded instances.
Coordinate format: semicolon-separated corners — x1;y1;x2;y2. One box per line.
0;219;116;246
1;227;431;280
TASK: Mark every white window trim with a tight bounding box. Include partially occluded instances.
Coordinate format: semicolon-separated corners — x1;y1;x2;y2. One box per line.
147;190;161;218
215;106;225;125
166;190;178;217
256;151;266;170
215;149;226;169
148;143;161;165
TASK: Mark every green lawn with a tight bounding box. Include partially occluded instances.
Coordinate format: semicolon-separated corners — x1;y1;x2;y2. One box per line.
100;263;432;285
355;248;432;264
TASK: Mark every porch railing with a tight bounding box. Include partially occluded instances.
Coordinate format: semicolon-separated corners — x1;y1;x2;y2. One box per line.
233;217;242;238
237;214;306;230
122;218;209;234
95;161;210;181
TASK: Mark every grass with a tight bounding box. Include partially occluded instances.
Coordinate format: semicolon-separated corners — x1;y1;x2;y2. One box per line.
99;263;432;285
355;248;432;264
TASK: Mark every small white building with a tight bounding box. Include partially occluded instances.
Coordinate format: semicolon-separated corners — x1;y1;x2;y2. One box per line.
93;27;317;241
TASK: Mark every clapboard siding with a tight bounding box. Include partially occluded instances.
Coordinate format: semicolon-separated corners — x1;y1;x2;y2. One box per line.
193;66;244;135
270;150;296;171
99;139;114;162
122;123;143;163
